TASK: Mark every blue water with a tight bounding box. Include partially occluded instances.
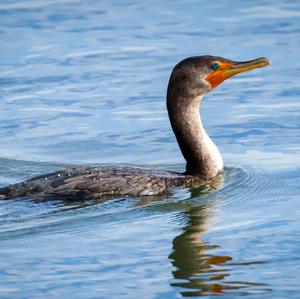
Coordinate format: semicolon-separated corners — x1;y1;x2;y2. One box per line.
0;0;300;298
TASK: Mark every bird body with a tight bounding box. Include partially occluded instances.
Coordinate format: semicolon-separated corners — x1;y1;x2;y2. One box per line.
0;55;270;200
0;166;210;200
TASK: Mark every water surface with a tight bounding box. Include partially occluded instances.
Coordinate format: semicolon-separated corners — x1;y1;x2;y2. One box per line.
0;0;299;298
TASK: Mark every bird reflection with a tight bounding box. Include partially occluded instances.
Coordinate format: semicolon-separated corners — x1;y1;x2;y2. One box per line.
168;176;271;297
168;172;239;297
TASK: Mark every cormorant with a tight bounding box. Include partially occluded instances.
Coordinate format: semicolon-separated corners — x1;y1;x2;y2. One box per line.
0;55;270;200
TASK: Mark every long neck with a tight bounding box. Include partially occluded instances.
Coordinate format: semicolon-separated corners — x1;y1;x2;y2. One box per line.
167;95;223;178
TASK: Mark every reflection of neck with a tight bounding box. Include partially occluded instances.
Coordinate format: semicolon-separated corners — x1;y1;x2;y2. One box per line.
170;207;206;267
169;205;232;295
167;95;223;177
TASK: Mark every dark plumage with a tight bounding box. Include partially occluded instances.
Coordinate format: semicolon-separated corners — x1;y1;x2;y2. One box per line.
0;55;270;200
0;166;217;200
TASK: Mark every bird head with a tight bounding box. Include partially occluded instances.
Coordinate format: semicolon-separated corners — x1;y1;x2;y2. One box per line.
167;55;270;103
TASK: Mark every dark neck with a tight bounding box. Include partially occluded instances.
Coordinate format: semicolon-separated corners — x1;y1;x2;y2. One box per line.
167;95;223;178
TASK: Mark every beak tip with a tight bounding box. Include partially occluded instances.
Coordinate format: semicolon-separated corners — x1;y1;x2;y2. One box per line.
261;57;271;66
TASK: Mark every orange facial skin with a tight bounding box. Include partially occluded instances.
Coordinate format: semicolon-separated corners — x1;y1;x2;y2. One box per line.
205;57;270;89
205;61;234;89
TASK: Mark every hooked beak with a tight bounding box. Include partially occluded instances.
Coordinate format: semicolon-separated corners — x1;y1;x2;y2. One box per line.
205;57;271;89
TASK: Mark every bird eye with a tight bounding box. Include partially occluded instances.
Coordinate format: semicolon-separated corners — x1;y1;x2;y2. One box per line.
212;63;220;71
